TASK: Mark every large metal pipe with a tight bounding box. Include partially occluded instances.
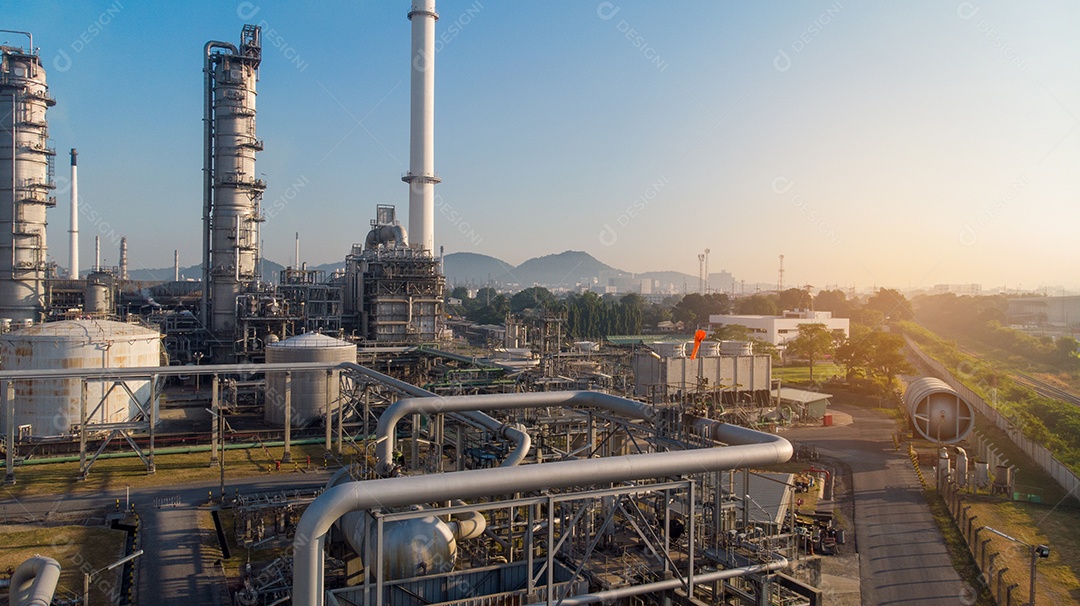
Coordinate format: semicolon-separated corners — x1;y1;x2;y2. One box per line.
293;419;792;605
334;361;532;467
375;391;655;474
403;0;439;253
904;377;975;444
8;555;61;606
523;557;789;606
68;149;78;278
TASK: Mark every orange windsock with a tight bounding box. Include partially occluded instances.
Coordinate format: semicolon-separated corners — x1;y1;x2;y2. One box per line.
690;329;707;360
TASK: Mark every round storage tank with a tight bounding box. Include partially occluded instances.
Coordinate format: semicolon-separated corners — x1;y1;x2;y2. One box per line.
903;377;976;444
0;320;161;438
264;333;356;427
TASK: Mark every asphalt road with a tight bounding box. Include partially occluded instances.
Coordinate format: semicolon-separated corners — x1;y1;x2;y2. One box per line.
1;471;330;605
785;404;965;605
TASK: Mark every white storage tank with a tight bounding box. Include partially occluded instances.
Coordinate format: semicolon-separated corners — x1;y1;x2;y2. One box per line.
720;340;754;356
696;340;720;357
651;341;686;358
0;320;161;437
264;333;356;427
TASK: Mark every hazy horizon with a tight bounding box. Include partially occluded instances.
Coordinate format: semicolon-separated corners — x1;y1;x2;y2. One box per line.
6;1;1078;291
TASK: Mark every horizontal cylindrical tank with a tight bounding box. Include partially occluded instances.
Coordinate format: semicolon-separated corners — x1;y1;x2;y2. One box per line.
696;340;720;357
720;340;754;356
652;341;685;358
0;320;162;437
903;377;975;444
264;333;356;426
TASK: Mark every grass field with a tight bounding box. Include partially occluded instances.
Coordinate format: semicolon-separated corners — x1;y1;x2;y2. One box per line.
772;362;843;384
4;442;337;498
964;496;1080;604
0;525;127;603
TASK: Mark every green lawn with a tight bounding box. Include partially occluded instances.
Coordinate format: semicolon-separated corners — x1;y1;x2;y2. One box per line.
772;362;843;384
0;525;128;604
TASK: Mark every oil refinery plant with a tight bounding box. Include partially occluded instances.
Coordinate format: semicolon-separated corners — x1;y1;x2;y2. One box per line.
0;5;1013;605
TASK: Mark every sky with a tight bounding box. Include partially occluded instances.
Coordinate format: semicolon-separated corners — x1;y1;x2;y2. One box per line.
5;1;1079;292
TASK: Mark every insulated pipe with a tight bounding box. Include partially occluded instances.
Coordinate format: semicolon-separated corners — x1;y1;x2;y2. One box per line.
334;362;533;469
8;555;61;606
293;422;792;605
522;557;789;606
374;391;655;474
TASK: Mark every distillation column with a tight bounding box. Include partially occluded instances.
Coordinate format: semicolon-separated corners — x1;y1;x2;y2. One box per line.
0;33;56;321
403;1;439;254
205;25;265;348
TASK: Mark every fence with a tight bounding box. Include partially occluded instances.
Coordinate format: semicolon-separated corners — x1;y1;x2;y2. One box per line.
905;336;1080;505
942;481;1027;606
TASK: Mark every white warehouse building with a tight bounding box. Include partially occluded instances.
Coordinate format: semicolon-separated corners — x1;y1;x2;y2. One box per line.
709;309;850;346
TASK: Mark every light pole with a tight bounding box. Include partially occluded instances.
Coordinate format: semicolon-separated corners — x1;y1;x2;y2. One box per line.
84;549;144;605
193;351;204;391
984;526;1049;605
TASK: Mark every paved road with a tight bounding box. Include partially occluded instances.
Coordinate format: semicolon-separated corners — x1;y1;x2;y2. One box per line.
2;471;331;605
785;404;964;605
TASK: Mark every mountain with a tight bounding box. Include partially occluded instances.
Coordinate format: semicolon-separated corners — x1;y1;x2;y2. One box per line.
514;251;616;287
443;250;617;288
443;252;519;286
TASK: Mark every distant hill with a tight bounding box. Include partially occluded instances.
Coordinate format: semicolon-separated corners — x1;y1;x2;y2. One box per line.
444;252;519;286
514;251;616;287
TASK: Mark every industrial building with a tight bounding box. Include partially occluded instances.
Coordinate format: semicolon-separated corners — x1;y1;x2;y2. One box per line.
709;310;850;346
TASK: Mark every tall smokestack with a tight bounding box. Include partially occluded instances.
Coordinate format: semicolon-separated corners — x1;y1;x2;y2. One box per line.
174;250;179;281
403;0;439;254
294;231;299;268
119;237;128;280
94;236;100;271
69;149;79;279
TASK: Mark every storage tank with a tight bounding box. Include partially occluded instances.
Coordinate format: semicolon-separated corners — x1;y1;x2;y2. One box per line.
696;340;720;357
903;377;975;444
652;341;685;358
0;320;161;437
84;270;115;315
720;340;754;356
264;333;356;426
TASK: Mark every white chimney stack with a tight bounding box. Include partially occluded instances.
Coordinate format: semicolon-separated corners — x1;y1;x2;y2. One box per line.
403;0;439;254
69;149;79;278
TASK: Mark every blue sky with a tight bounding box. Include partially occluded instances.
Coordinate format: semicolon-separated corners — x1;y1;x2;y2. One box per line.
6;1;1079;291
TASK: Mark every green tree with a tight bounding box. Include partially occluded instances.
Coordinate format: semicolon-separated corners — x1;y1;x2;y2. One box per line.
866;288;914;321
834;326;872;379
814;289;851;317
778;288;812;311
734;294;779;316
510;287;555;313
866;332;914;387
785;323;837;381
